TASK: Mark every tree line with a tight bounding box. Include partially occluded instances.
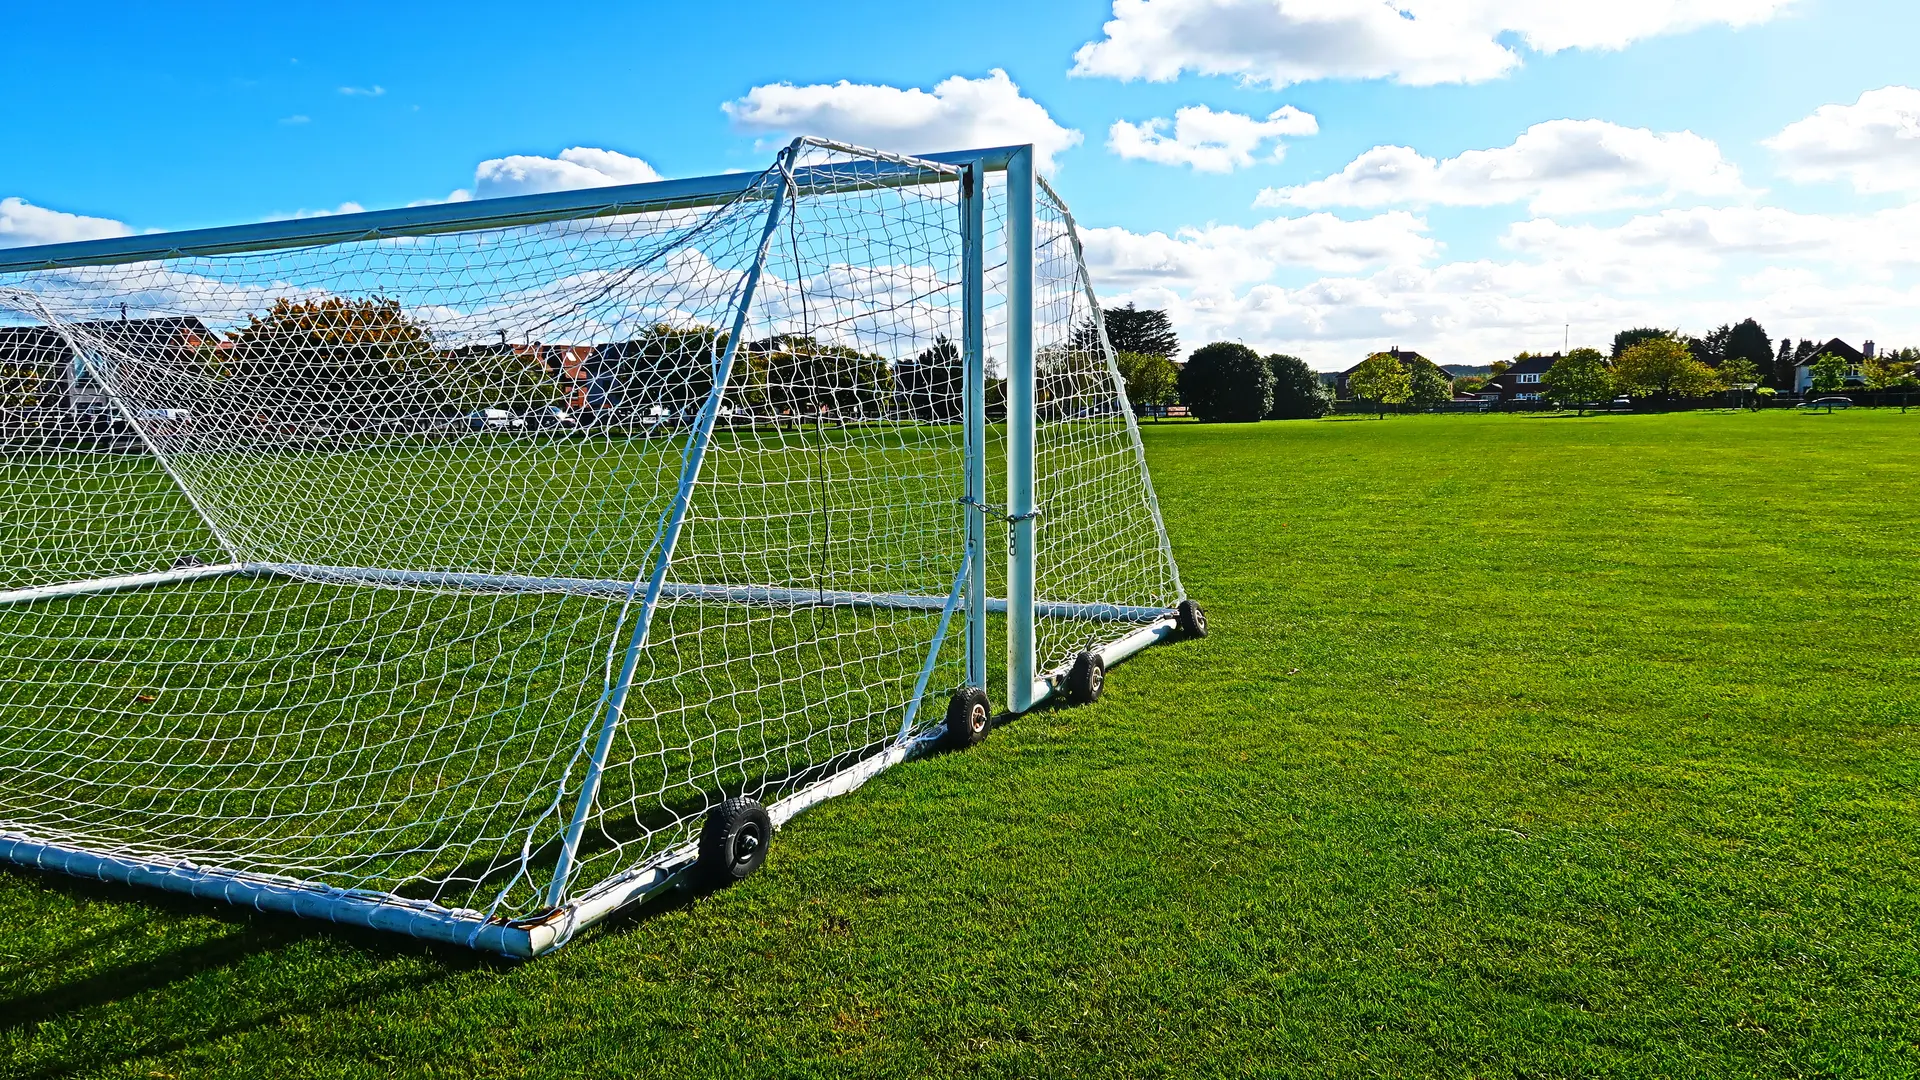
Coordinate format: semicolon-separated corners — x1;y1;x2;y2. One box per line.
59;295;987;428
1089;303;1920;422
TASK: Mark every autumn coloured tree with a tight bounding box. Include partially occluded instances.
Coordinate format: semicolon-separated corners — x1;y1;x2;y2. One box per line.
1613;337;1719;403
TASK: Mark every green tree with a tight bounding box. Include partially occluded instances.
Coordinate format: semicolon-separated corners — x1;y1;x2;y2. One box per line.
1265;353;1330;420
1612;327;1673;359
1347;352;1412;418
1115;350;1179;413
749;336;893;419
1178;342;1272;423
1453;374;1488;396
589;324;728;418
1773;337;1796;391
1408;363;1452;409
1725;318;1772;373
895;335;962;421
1863;350;1919;391
1809;352;1850;394
1544;348;1612;414
1613;337;1718;403
1074;303;1178;359
1719;355;1760;386
1688;324;1732;366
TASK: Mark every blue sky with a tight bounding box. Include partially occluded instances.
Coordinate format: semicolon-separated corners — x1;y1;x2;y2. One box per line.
4;0;1918;367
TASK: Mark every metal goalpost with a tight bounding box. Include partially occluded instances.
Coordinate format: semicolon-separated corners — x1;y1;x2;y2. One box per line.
0;140;1198;956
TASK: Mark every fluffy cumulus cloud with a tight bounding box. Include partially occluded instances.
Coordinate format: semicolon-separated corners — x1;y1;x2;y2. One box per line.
1081;210;1436;283
1503;203;1920;271
1766;85;1920;194
723;70;1082;172
465;147;664;200
1256;119;1750;214
1071;0;1792;87
0;197;133;249
1108;105;1318;172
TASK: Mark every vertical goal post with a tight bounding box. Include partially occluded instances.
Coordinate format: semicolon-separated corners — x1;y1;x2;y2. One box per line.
0;140;1197;956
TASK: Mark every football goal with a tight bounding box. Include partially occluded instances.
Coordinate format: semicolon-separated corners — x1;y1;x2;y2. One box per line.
0;139;1199;956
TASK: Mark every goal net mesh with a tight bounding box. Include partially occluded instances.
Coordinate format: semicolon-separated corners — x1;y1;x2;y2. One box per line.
0;142;1181;931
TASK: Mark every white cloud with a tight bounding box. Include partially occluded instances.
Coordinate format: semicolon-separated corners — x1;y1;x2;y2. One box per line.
1766;85;1920;194
1256;119;1750;214
1502;203;1920;269
723;69;1082;172
1108;104;1317;172
338;85;385;97
1082;210;1436;284
0;197;134;249
464;147;664;200
1084;199;1920;369
279;114;310;125
1071;0;1791;87
272;202;368;221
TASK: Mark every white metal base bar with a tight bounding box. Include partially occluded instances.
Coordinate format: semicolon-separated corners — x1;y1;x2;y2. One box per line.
0;562;1176;625
1025;615;1182;710
0;725;951;958
0;562;247;608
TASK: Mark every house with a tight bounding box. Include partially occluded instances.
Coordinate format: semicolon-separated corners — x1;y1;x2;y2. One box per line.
1479;354;1558;403
0;316;213;413
1336;347;1449;398
1793;338;1871;393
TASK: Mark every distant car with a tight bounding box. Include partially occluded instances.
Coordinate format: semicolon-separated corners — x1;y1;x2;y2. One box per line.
1798;396;1853;412
467;408;524;431
534;405;579;429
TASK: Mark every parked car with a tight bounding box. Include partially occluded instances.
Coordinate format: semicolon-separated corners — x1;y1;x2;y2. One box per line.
534;405;579;429
1797;396;1853;412
467;408;524;431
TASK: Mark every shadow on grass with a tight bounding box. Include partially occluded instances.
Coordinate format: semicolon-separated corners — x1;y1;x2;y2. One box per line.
0;867;497;1024
0;864;659;1079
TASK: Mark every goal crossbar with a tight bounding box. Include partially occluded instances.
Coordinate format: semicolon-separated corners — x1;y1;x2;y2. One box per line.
0;144;1028;275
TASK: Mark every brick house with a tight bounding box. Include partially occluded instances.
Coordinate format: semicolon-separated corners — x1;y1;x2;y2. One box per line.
0;316;214;413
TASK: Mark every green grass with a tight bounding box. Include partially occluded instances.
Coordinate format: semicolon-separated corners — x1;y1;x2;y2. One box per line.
4;410;1918;1078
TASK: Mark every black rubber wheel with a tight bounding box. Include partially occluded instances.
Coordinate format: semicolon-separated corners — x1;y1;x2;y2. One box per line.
695;796;771;890
941;686;991;750
1176;599;1208;638
1067;650;1105;703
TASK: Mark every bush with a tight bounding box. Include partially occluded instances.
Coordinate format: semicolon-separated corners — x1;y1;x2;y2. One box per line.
1180;342;1273;422
1266;353;1331;420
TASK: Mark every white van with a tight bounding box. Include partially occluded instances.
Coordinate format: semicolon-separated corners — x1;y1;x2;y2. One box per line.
467;409;523;431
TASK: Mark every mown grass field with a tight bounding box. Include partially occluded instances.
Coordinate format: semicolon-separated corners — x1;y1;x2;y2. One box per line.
4;410;1917;1078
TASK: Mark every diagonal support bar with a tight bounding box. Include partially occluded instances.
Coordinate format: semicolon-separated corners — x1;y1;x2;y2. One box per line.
543;142;802;910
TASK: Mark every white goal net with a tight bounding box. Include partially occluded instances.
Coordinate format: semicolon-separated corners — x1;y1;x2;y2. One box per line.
0;140;1186;954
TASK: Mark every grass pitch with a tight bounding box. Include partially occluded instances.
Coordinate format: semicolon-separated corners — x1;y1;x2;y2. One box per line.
3;410;1917;1078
